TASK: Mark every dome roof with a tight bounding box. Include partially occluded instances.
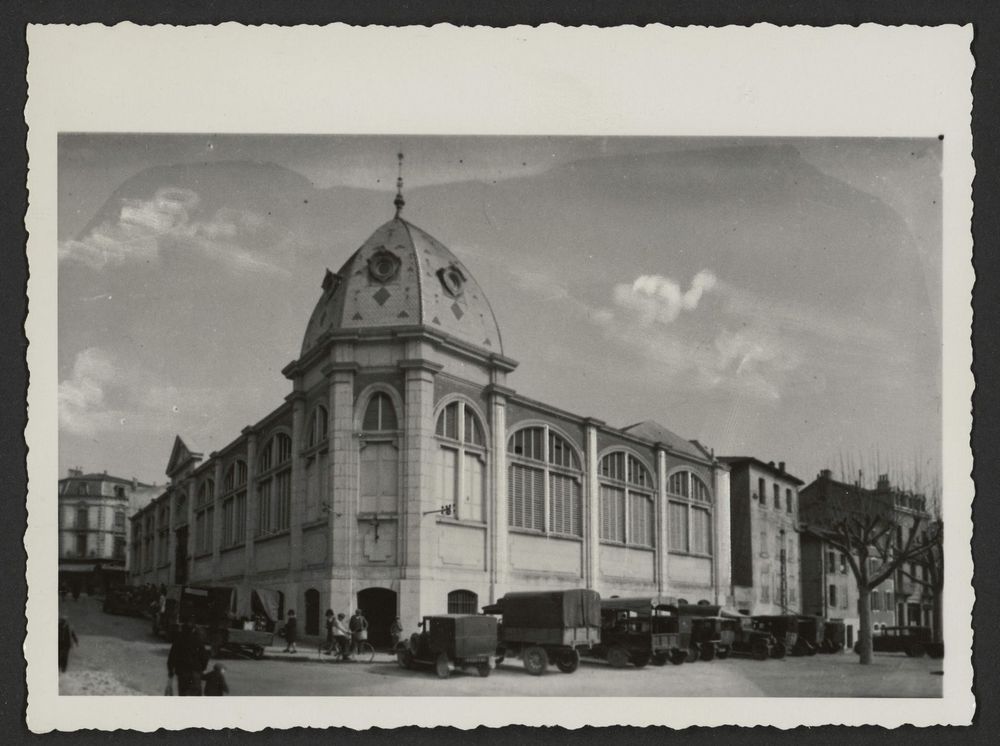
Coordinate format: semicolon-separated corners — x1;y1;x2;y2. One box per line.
301;217;504;357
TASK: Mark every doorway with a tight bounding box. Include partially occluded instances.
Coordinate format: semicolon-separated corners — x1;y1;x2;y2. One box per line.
174;526;189;585
305;588;321;636
357;587;397;649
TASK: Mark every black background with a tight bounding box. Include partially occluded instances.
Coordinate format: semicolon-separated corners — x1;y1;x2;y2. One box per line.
2;2;996;743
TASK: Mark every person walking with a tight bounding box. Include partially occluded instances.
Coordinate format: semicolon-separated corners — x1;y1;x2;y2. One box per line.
58;617;78;672
323;609;336;655
282;609;298;653
390;617;403;649
202;663;229;696
349;608;368;658
166;620;210;696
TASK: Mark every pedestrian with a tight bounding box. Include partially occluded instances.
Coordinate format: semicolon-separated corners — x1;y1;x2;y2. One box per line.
323;609;336;655
333;613;351;660
282;609;298;653
166;619;209;696
58;617;78;673
349;608;368;658
390;616;403;649
202;663;229;696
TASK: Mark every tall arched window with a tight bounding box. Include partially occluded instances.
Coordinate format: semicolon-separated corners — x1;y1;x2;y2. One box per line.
360;391;399;514
666;469;713;555
435;400;487;522
306;405;329;449
195;478;215;554
507;425;582;536
599;451;655;547
221;459;248;548
257;432;293;536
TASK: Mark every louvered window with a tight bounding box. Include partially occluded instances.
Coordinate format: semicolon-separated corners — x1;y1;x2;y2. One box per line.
507;426;582;536
599;452;655;547
666;470;712;555
435;400;487;522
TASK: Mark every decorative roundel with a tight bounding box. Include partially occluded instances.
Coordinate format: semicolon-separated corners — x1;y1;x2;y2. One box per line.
367;248;400;283
437;264;466;298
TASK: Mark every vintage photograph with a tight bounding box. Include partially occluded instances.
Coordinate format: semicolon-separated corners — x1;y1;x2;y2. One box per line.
24;24;974;730
54;133;944;698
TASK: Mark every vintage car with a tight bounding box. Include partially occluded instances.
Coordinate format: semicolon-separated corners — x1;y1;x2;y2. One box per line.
584;596;689;668
679;604;776;661
482;589;602;675
819;618;846;653
397;614;498;678
856;625;934;658
752;614;808;657
794;616;825;656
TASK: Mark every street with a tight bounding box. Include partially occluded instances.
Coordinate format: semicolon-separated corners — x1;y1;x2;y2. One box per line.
59;596;943;697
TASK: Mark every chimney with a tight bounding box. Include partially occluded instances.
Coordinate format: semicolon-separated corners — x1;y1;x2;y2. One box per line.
819;468;832;480
132;477;138;491
68;467;83;478
768;461;775;469
778;461;786;473
876;473;891;492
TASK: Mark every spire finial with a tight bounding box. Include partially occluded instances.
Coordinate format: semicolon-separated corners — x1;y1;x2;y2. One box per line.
394;151;405;218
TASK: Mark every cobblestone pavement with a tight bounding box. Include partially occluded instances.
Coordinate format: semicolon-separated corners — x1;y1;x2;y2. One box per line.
59;596;943;698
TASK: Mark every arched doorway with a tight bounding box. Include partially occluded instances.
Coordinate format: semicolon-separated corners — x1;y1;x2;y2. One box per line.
357;587;397;649
304;588;320;636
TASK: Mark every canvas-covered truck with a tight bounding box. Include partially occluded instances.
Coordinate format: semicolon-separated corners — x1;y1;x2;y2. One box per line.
397;614;498;678
482;589;602;675
678;604;776;661
751;614;803;657
584;596;689;668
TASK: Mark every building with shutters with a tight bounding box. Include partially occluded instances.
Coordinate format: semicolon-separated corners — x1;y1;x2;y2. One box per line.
128;188;732;647
59;468;159;595
718;456;803;616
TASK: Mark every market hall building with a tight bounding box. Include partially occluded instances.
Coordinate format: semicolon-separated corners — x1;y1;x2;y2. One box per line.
129;195;732;647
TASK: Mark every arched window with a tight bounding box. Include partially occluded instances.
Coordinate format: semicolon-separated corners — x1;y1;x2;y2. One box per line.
195;478;215;554
507;425;582;536
257;432;293;536
434;400;487;522
307;405;329;448
360;391;399;514
363;392;398;432
221;459;247;548
666;470;712;556
598;452;655;547
447;589;479;615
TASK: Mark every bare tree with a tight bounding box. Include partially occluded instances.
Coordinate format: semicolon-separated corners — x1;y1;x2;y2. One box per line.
896;489;943;646
800;470;937;665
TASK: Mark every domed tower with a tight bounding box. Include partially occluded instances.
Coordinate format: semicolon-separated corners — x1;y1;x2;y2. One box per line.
282;175;517;631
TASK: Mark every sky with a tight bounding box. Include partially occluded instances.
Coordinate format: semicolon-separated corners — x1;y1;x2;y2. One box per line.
56;135;942;492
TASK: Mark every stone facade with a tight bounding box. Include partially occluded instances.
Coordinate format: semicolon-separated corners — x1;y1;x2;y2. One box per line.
129;214;732;645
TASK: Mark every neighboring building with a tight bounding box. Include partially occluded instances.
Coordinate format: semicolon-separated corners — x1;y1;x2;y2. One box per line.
719;457;803;616
129;195;732;646
798;469;932;649
59;468;158;594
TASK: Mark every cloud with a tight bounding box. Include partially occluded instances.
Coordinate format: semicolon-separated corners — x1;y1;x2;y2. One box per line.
59;348;117;435
59;187;288;275
610;270;718;326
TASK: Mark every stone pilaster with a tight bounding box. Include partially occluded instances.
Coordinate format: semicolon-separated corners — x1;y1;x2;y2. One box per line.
713;463;732;605
656;448;670;595
288;391;306;570
487;384;512;601
211;457;224;576
243;428;258;577
583;420;601;589
327;363;358;576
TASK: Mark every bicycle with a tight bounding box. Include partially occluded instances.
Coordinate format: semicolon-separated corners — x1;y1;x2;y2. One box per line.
318;637;374;663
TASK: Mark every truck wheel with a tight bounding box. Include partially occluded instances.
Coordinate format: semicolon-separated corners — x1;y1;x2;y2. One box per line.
771;642;786;660
715;645;730;660
671;649;688;666
435;653;451;679
476;661;491;678
652;653;668;666
251;646;265;660
631;653;651;669
397;649;413;669
555;649;580;674
523;646;548;676
906;644;926;658
752;640;769;661
606;645;630;668
700;644;716;662
806;642;817;656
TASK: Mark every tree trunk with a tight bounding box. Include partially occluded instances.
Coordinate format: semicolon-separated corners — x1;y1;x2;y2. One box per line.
857;588;873;664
